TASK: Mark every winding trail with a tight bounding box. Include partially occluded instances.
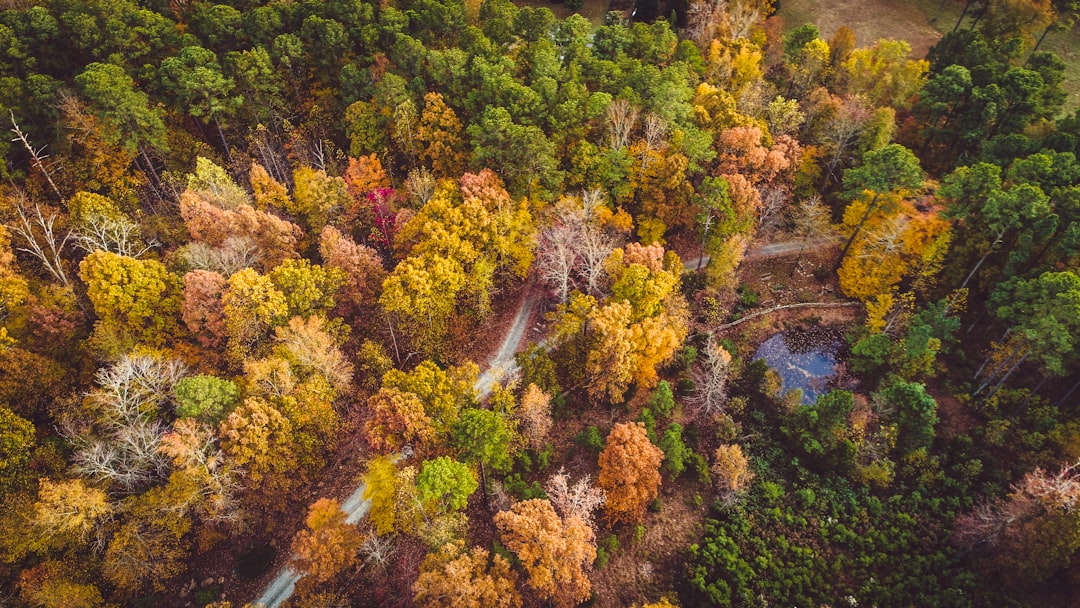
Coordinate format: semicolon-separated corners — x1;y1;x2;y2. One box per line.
683;236;838;272
253;285;542;608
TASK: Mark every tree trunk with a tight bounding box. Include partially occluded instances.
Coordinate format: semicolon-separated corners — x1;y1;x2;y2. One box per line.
214;117;232;163
834;192;881;272
479;461;490;509
932;0;950;23
1057;378;1080;407
790;241;808;279
984;351;1029;401
954;0;974;32
698;216;712;271
1030;24;1055;56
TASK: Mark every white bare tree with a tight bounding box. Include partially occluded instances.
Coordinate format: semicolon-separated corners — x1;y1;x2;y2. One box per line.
6;194;71;287
577;222;615;298
606;98;639;150
823;95;872;184
74;213;157;258
359;527;395;570
689;335;733;416
68;355;188;491
544;468;605;528
536;217;580;303
182;236;261;276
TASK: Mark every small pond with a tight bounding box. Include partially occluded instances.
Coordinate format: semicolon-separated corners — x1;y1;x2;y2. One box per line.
753;327;840;405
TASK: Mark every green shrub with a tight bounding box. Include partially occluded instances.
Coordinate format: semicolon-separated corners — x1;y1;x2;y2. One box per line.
648;381;676;418
660;423;691;477
174;375;240;422
574;426;604;452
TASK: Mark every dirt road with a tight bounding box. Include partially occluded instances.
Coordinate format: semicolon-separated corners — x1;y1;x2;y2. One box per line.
683;236;838;272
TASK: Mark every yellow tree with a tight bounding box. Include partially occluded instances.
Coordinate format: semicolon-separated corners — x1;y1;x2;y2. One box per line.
78;250;182;355
380;254;466;358
712;444;755;503
413;541;522;608
221;267;288;360
217;397;297;492
494;499;596;608
843;40;928;109
417;92;467;177
382;360;478;435
250;162;291;212
291;167;351;233
598;422;664;524
362;456;399;534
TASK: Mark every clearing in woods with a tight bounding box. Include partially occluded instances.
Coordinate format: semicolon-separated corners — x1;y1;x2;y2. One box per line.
778;0;1080;111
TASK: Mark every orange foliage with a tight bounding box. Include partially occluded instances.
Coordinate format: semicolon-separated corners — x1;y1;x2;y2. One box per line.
598;422;664;524
494;499;595;607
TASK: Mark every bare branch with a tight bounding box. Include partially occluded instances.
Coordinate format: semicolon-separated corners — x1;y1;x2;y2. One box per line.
10;110;64;201
6;193;72;287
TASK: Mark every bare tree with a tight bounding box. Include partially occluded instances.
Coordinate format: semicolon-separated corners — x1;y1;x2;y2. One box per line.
953;459;1080;553
359;527;395;570
726;0;765;39
640;113;668;174
822;95;872;184
606;99;639;150
577;222;615;298
789;196;834;276
545;468;605;528
689;335;733;416
74;213;158;258
685;0;729;49
757;186;789;236
10;111;64;201
182;237;261;276
68;355;188;491
405;167;437;207
6;193;72;287
536;217;580;303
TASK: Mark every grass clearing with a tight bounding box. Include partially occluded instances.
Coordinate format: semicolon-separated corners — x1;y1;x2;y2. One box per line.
778;0;1080;112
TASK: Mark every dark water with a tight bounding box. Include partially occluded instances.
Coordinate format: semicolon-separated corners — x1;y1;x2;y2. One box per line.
753;328;839;405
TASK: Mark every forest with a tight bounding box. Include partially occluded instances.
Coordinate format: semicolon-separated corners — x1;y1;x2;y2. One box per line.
0;0;1079;606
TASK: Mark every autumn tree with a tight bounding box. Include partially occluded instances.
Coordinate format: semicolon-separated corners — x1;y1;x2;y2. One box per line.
291;498;364;583
27;479;112;553
221;267;287;361
413;541;521;608
181;270;227;348
218;397;297;493
598;422;664;524
417;92;467;177
516;384;553;450
79;250;182;355
712;444;754;504
364;387;436;454
835;144;925;270
494;499;596;607
319;225;386;320
0;405;34;493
